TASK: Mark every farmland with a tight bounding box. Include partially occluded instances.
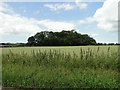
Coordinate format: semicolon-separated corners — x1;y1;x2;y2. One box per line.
1;46;120;88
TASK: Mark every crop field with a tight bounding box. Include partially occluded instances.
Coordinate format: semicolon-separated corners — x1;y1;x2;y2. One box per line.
1;46;120;88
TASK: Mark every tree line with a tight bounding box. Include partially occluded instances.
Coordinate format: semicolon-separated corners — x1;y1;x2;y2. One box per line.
1;30;120;47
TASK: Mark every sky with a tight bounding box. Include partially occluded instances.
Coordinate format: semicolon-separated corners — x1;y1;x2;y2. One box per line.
0;0;119;43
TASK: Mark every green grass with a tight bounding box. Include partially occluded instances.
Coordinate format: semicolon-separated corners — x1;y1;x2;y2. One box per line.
1;46;120;88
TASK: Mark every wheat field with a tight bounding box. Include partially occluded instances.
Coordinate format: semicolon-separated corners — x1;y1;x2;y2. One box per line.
1;46;119;88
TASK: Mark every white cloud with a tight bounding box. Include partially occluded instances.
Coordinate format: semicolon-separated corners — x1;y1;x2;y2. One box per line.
78;31;99;37
91;33;99;37
0;2;75;36
44;4;75;11
0;12;43;36
38;20;75;32
44;2;87;11
75;0;87;9
94;0;119;32
79;20;85;24
0;2;13;13
79;17;95;24
79;0;119;32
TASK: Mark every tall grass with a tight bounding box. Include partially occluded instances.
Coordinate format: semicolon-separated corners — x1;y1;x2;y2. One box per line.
2;47;119;88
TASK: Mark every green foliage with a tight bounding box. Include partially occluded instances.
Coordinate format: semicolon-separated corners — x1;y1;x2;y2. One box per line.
2;46;119;88
27;30;96;46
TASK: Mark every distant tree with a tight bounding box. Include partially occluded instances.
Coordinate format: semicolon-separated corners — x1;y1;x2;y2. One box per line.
103;43;107;45
108;43;115;45
116;43;120;45
97;43;103;45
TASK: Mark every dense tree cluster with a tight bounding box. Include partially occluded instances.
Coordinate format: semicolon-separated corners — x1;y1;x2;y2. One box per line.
27;30;97;46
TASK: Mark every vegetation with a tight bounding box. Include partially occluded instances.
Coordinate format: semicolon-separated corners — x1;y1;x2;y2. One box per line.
27;30;97;46
0;30;119;47
2;46;119;88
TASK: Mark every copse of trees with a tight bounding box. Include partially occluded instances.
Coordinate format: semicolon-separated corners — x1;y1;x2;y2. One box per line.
27;30;97;46
0;30;120;47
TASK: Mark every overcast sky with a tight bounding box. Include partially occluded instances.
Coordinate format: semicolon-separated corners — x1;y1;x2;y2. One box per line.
0;0;119;43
